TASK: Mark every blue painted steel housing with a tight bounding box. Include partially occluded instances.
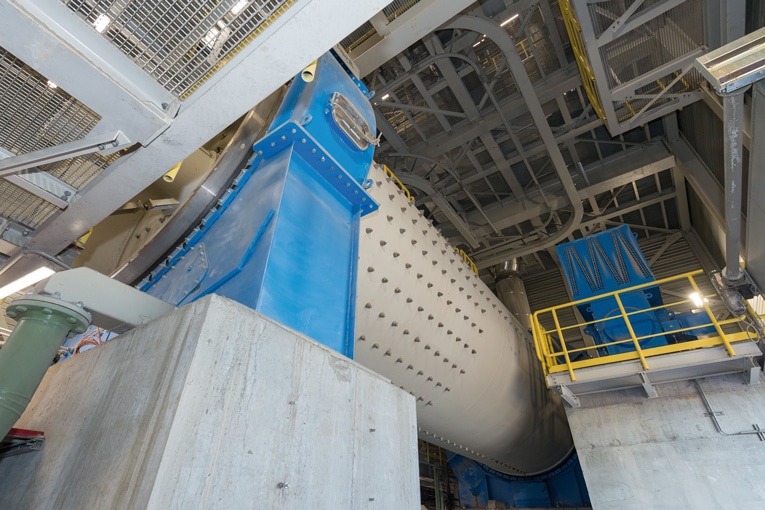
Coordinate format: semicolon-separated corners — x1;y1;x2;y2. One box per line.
140;52;377;358
447;453;589;508
557;226;714;354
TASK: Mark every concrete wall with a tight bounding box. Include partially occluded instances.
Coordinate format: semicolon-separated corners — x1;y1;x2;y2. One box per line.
0;295;419;509
567;374;765;509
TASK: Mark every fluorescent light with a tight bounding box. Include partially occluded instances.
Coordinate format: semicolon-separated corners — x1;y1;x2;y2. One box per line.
202;27;221;49
0;267;55;300
689;292;708;308
381;93;390;100
500;14;520;27
93;14;111;33
46;80;58;89
231;0;248;15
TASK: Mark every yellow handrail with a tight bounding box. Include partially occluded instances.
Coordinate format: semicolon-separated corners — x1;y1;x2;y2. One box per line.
454;247;479;276
557;0;606;122
382;165;414;202
531;270;759;378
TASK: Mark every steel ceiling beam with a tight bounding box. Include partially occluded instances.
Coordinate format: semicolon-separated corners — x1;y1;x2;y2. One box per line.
351;0;476;77
444;15;583;260
13;0;392;263
470;190;678;269
745;80;765;289
398;172;482;248
468;144;675;238
400;66;581;159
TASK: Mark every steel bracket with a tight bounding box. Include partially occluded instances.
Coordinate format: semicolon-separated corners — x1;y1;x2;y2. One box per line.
255;121;378;215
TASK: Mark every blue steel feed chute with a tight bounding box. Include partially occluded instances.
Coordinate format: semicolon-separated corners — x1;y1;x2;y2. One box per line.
556;225;714;354
139;51;377;358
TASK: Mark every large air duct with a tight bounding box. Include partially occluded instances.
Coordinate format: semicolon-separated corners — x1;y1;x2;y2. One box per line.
355;165;573;476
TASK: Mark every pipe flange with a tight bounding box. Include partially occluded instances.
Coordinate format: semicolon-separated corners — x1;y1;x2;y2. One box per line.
5;295;91;335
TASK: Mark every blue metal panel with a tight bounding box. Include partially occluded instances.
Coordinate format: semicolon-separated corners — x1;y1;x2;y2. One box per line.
447;453;590;508
140;52;376;358
557;226;668;353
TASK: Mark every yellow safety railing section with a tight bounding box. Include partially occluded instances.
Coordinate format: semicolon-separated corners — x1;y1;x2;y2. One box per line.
558;0;606;122
382;165;414;201
454;247;479;276
531;269;760;382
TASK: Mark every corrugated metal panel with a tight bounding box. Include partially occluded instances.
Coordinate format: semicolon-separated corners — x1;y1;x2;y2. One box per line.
678;100;724;186
63;0;297;98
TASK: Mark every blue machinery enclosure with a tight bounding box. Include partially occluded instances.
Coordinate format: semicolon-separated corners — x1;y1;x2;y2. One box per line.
140;52;377;358
448;453;589;508
556;225;714;354
140;50;591;506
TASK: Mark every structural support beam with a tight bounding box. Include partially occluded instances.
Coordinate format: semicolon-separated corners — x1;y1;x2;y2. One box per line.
402;66;582;160
745;80;765;289
399;172;481;248
0;132;128;177
351;0;475;77
468;144;674;238
444;15;583;260
14;0;391;264
0;0;176;144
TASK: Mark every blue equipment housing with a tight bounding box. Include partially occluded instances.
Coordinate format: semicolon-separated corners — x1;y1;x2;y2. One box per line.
447;453;589;508
140;51;377;358
557;225;714;354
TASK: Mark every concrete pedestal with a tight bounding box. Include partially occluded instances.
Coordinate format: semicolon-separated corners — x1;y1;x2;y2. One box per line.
0;295;419;509
567;373;765;509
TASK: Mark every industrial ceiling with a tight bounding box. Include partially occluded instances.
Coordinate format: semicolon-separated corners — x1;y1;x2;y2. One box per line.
0;0;763;334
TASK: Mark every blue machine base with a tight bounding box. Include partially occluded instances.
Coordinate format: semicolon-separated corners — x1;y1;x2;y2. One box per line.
447;453;590;508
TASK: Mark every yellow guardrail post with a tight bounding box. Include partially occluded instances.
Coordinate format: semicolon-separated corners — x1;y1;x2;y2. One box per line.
529;269;755;378
551;308;576;381
612;292;650;370
688;275;737;356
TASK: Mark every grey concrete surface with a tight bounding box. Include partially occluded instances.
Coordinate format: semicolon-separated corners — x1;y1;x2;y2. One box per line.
567;374;765;509
0;295;419;509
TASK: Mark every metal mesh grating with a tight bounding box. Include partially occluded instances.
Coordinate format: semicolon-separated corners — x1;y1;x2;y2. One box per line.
597;0;704;122
0;46;101;157
43;151;123;190
601;0;703;89
0;180;58;228
383;0;421;22
63;0;297;98
340;21;376;53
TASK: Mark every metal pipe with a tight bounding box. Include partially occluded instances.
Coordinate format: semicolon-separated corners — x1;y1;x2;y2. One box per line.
445;16;584;259
494;259;532;330
695;379;765;439
0;295;90;439
722;89;747;283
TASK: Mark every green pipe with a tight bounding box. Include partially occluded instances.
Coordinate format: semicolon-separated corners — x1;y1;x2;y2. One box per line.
0;295;90;439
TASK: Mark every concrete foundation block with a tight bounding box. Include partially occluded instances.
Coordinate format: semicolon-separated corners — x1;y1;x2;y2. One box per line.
567;375;765;509
0;295;419;509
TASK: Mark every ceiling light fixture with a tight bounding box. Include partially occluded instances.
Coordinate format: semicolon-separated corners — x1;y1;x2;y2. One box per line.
500;14;520;27
231;0;248;15
0;267;55;300
381;93;390;100
93;14;111;33
689;292;708;309
46;80;58;89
